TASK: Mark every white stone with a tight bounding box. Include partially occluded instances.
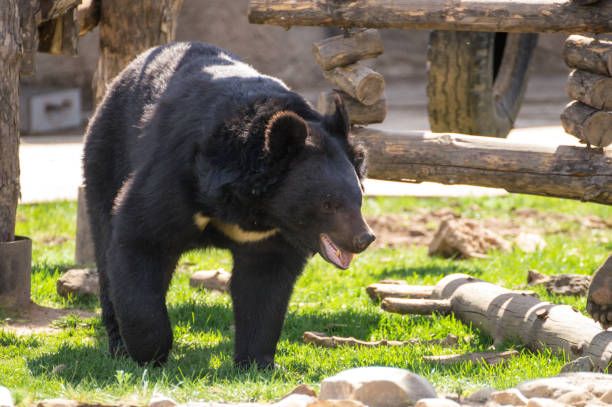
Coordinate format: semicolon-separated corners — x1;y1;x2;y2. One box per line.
515;233;546;252
525;398;565;407
489;389;528;406
467;387;496;403
0;387;13;407
307;401;366;407
275;394;315;407
149;395;178;407
319;366;437;407
189;269;230;292
56;268;99;297
559;356;595;373
414;398;460;407
555;390;593;407
517;373;612;400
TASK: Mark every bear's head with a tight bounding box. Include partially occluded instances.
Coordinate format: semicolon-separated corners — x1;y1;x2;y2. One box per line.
262;94;375;269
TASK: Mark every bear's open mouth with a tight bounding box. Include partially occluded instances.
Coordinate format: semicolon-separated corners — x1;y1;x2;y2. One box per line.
319;233;354;270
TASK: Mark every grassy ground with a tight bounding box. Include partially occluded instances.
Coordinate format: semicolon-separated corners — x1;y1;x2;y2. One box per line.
2;195;611;405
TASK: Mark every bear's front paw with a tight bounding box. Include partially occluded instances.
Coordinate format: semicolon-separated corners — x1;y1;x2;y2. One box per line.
109;337;128;359
234;355;276;370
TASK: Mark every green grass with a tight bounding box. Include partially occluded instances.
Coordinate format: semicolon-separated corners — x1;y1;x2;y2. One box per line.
2;195;612;405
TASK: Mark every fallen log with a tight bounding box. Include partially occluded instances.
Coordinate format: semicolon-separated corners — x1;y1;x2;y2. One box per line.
318;91;386;125
563;35;612;76
366;282;434;302
312;29;383;71
560;100;612;148
382;273;612;370
381;298;452;315
566;69;612;111
303;331;458;349
248;0;612;34
423;350;519;366
351;127;612;205
321;62;385;106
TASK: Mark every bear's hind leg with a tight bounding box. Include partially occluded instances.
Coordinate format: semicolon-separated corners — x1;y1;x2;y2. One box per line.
230;241;307;369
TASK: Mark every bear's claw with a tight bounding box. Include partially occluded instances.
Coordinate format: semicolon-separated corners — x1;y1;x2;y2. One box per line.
587;253;612;330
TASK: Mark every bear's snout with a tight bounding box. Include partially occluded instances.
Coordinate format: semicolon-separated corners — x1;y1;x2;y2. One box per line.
353;231;376;252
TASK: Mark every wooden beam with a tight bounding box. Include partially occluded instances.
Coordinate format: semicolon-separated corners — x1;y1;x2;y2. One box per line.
351;127;612;205
248;0;612;34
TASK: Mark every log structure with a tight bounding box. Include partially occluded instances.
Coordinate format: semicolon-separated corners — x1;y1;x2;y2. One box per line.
351;127;612;205
248;0;612;34
313;29;387;126
562;35;612;148
379;274;612;371
38;6;79;56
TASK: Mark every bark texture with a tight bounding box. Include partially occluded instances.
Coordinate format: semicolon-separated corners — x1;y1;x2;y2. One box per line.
94;0;184;104
312;28;383;70
318;91;386;125
351;127;612;205
321;62;385;106
560;100;612;148
0;0;22;242
248;0;612;34
563;35;612;76
566;69;612;110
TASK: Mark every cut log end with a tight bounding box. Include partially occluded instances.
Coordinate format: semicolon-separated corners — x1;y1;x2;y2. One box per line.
566;69;612;111
561;100;612;147
318;90;386;125
321;63;385;105
312;28;383;70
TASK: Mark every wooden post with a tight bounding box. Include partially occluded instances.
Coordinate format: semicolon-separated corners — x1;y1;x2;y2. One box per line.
248;0;612;34
351;127;612;205
0;0;22;243
560;101;612;148
566;69;612;111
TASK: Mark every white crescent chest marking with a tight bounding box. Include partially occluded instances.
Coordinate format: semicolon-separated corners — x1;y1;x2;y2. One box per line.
193;212;278;243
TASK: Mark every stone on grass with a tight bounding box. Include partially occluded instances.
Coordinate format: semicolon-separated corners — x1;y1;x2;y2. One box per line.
515;233;546;253
414;398;460;407
189;269;231;292
56;268;99;298
37;399;80;407
282;384;317;399
319;366;436;407
466;387;495;403
525;398;565;407
559;356;595;373
0;387;13;407
275;394;315;407
489;389;528;406
554;390;593;407
149;394;178;407
516;373;612;400
428;219;510;259
307;401;366;407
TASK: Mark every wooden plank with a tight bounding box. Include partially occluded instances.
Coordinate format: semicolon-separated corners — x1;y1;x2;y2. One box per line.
248;0;612;34
351;127;612;205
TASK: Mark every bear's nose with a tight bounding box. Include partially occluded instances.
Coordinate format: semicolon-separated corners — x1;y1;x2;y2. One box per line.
354;231;376;252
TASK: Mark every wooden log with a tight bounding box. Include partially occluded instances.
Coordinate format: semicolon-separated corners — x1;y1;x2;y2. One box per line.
351;127;612;205
313;29;383;70
248;0;612;34
19;0;39;76
38;6;79;56
366;282;434;302
566;69;612;111
563;35;612;76
318;91;386;125
560;100;612;148
381;298;452;315
423;350;519;366
426;273;612;370
322;63;384;106
77;0;101;36
39;0;81;23
303;331;458;348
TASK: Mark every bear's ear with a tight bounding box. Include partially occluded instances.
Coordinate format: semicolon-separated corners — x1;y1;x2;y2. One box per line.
323;92;350;138
264;111;308;159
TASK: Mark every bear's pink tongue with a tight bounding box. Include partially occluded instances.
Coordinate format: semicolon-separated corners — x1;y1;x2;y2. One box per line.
319;234;354;270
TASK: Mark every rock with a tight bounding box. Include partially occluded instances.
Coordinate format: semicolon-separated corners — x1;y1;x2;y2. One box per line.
559;356;595;373
598;389;612;404
527;270;591;297
555;390;593;407
428;219;510;259
466;387;496;403
37;399;80;407
149;395;178;407
319;366;437;407
0;387;13;407
489;389;528;406
414;398;460;407
515;233;546;253
525;398;565;407
307;401;366;407
189;269;231;292
56;268;99;298
275;394;315;407
517;373;612;399
282;384;317;399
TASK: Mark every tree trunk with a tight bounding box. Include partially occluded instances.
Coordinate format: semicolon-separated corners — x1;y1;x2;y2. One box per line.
0;0;22;243
248;0;612;34
94;0;184;104
352;127;612;205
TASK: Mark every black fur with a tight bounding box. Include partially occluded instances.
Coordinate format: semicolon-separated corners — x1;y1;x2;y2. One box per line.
83;42;373;367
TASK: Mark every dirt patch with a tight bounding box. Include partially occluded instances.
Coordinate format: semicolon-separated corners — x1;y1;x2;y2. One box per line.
1;301;97;335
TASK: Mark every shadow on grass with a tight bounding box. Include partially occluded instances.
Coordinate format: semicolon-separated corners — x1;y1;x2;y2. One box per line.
376;262;484;281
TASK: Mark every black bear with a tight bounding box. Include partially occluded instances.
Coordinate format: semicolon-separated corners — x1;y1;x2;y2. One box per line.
83;42;375;367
